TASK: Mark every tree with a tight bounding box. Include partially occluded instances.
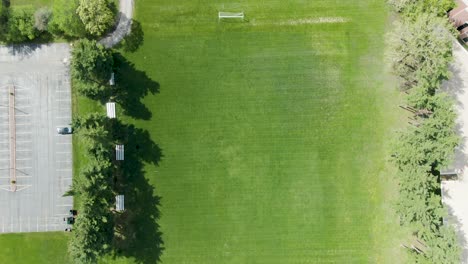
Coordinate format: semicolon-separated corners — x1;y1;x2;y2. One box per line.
74;81;108;99
77;0;115;36
388;0;455;19
49;0;86;38
388;13;453;94
71;39;114;84
33;7;52;32
393;94;459;172
5;7;38;43
68;198;114;264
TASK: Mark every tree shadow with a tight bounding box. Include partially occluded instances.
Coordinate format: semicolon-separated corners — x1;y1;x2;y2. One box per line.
115;20;144;53
112;53;159;120
111;122;165;263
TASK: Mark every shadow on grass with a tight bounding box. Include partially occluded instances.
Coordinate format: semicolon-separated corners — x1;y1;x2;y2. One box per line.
112;53;159;120
111;122;164;263
115;20;144;53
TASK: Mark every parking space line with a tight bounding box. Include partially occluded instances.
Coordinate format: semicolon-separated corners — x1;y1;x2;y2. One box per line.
57;204;73;207
56;142;71;145
56;169;71;171
16;158;31;161
56;152;71;154
16;132;32;135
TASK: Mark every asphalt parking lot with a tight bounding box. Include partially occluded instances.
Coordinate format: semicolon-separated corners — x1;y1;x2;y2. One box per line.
0;44;73;233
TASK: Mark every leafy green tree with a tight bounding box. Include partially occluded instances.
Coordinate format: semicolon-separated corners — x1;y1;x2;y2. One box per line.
68;197;114;264
33;7;52;32
77;0;115;36
5;7;38;43
49;0;86;37
71;39;114;84
388;0;455;19
388;13;453;94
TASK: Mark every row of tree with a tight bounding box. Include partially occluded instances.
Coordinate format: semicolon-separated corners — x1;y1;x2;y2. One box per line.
67;41;119;264
388;1;461;263
0;0;116;43
68;113;116;264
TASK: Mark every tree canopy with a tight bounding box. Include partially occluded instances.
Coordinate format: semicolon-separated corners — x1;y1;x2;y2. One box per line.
71;39;114;84
77;0;115;36
5;7;38;43
388;13;453;98
388;0;455;19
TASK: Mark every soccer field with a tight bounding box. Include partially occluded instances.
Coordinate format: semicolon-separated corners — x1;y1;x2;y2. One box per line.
0;0;404;263
118;0;403;263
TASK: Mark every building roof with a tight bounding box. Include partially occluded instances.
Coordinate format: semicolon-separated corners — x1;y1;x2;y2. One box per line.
449;0;468;28
106;102;116;119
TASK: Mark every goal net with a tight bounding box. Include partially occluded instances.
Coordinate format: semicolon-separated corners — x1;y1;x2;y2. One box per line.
218;12;244;20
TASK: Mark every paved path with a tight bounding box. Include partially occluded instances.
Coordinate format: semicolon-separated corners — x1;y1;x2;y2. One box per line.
99;0;134;48
442;40;468;263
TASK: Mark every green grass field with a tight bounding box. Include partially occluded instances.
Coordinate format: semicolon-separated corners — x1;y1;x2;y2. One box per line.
0;0;404;263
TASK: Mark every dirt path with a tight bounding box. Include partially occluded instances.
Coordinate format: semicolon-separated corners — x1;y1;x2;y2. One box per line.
442;40;468;263
99;0;134;48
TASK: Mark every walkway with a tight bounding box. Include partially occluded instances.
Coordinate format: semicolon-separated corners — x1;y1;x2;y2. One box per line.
442;40;468;263
99;0;134;48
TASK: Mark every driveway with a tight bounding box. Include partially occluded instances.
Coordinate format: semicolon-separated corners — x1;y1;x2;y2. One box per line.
99;0;134;48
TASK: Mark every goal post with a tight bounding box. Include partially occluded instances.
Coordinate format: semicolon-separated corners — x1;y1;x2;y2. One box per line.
218;11;244;20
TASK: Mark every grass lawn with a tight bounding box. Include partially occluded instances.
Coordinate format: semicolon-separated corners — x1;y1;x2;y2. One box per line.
110;0;403;263
0;233;68;263
0;0;405;263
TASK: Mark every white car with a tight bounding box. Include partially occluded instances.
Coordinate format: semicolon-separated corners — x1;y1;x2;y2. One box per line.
57;126;72;134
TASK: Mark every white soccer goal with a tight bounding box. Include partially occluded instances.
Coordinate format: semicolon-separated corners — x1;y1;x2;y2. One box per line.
218;11;244;20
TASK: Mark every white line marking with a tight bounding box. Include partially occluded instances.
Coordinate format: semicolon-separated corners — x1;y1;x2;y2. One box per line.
56;142;71;145
57;204;73;207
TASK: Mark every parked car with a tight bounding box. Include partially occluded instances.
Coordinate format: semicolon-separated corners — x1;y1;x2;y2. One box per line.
57;126;72;134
